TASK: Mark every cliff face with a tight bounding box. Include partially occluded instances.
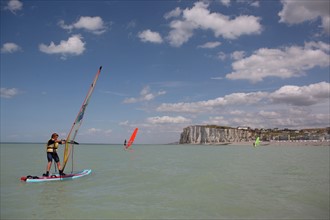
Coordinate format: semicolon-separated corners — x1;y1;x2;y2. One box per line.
179;125;253;144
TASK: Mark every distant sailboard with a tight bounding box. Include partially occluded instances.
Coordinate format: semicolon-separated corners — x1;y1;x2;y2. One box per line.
125;128;138;151
21;66;102;182
253;136;260;147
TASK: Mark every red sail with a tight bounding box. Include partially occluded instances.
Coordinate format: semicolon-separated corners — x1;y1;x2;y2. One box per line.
126;128;138;149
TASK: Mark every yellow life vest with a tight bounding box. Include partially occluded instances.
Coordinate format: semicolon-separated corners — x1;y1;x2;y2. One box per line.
46;141;59;153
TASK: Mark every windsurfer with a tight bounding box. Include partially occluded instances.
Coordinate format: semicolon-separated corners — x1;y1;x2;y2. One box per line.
43;133;66;176
124;139;127;146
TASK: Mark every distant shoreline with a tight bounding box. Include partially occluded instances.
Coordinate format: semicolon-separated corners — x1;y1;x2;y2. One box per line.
1;141;329;146
187;140;330;147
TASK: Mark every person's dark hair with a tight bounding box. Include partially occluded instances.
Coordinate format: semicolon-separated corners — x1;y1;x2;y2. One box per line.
51;133;59;138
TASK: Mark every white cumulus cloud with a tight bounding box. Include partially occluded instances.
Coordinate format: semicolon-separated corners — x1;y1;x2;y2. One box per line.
1;42;22;53
197;41;221;49
231;51;246;60
270;81;330;106
147;116;191;124
226;41;330;83
5;0;23;14
138;29;163;44
39;35;86;58
164;7;182;19
1;88;19;98
203;116;230;126
59;16;107;35
167;1;262;47
123;86;166;104
279;0;330;34
156;81;330;114
220;0;231;7
157;91;267;113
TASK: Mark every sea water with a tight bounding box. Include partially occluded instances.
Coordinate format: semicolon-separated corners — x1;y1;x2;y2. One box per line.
1;143;329;219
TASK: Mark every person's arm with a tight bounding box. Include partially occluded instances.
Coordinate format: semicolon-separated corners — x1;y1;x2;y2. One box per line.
60;139;79;145
56;139;65;144
47;139;55;146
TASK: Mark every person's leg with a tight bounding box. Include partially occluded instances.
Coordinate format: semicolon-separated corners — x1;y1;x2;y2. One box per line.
54;153;65;175
56;162;62;172
46;161;52;172
43;153;53;176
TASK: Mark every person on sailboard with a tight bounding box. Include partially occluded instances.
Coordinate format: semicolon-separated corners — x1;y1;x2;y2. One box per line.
124;139;127;146
43;133;66;176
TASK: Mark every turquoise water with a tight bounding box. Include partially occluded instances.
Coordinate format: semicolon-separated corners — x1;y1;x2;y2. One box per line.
1;143;329;219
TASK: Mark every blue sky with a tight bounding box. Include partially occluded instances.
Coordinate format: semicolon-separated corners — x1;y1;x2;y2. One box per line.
1;0;329;144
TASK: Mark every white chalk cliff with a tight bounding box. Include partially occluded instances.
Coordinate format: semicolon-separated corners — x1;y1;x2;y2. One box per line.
179;125;253;144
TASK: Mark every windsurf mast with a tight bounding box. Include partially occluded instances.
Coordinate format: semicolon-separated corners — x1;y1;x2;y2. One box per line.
62;66;102;172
